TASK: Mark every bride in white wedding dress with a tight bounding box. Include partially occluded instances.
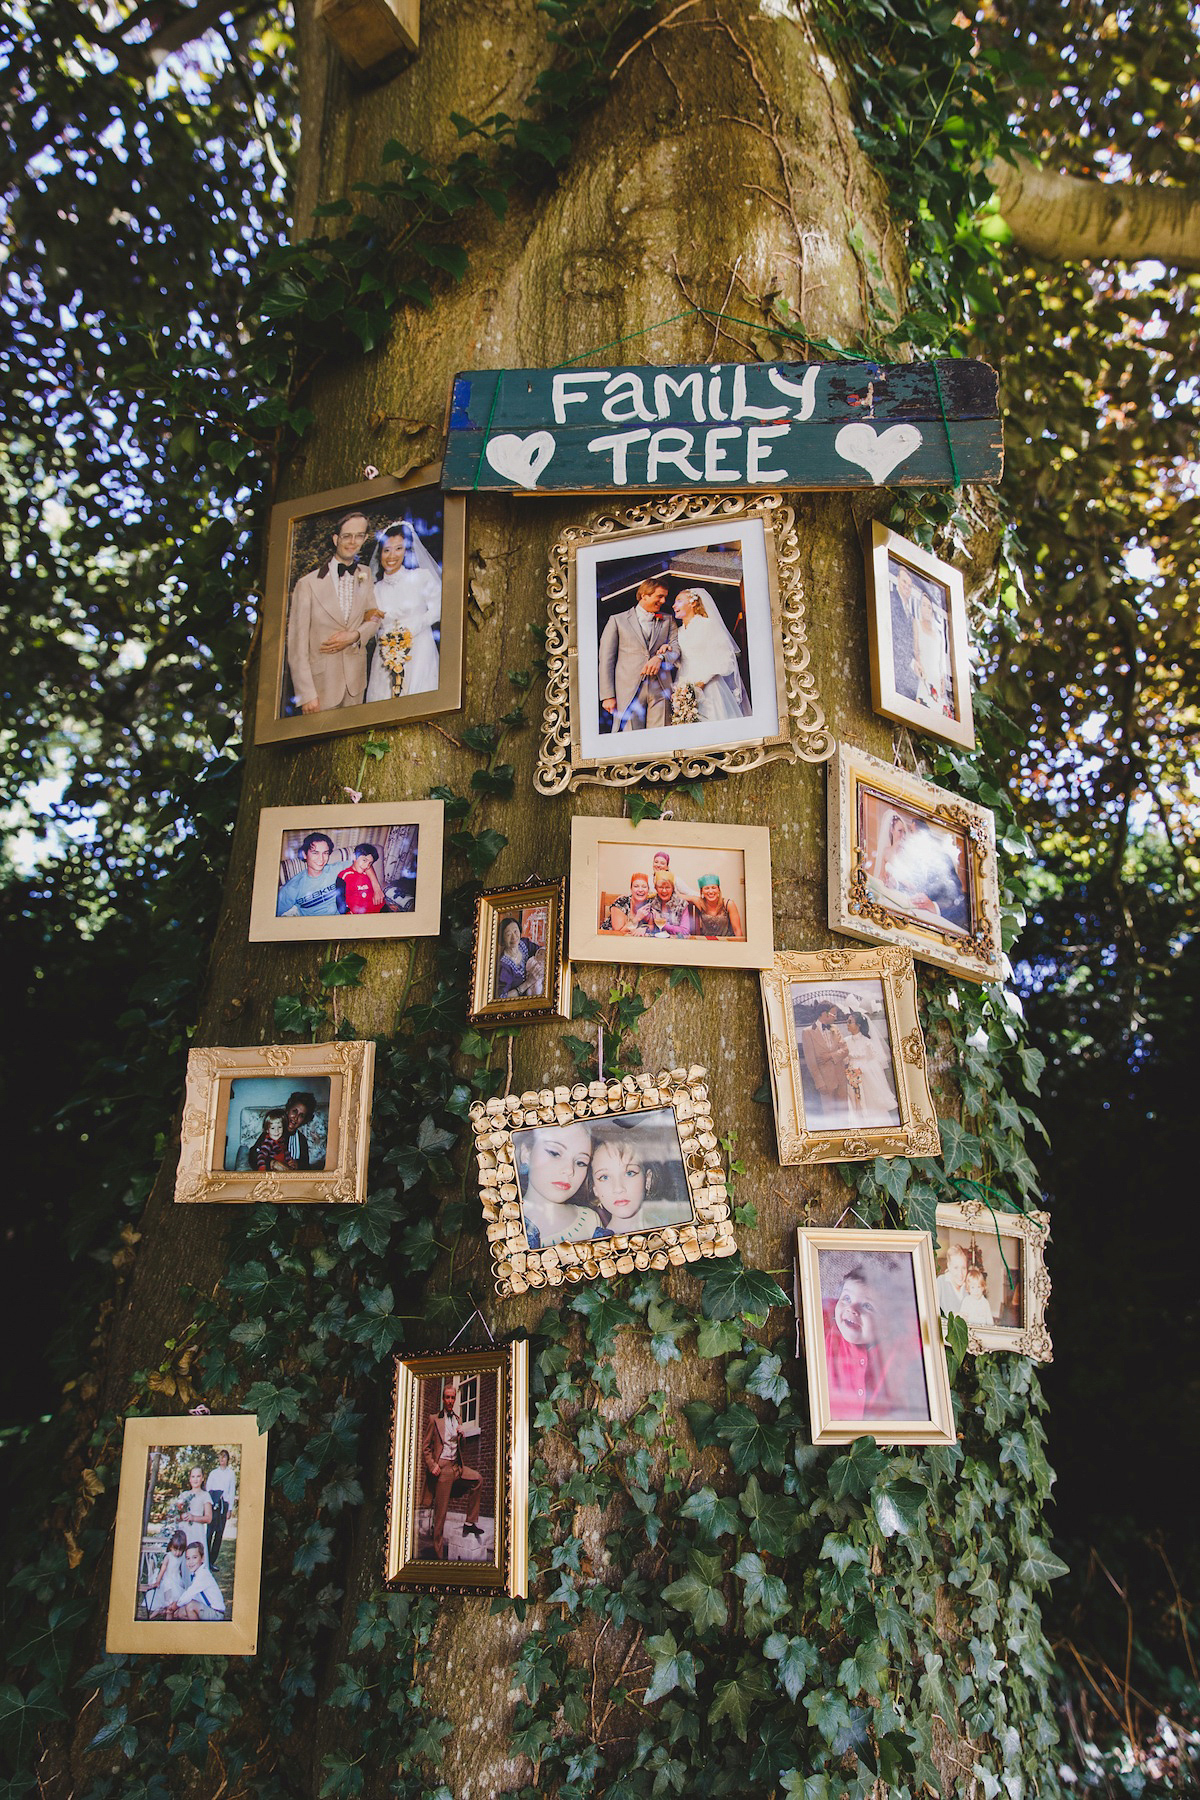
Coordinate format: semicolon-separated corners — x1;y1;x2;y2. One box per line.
364;519;442;702
670;587;751;721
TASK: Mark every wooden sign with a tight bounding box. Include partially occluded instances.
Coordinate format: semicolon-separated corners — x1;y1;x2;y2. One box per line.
442;359;1001;494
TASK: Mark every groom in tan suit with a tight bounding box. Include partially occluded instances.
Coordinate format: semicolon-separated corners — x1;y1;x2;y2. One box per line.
286;512;380;714
422;1381;484;1560
800;1005;850;1122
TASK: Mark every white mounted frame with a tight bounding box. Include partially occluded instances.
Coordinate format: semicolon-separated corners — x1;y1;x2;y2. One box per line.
865;521;975;750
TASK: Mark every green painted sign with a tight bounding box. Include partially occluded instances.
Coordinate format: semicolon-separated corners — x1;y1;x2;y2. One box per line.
442;359;1001;493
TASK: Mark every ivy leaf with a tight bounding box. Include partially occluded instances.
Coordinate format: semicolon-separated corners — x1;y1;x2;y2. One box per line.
943;1309;970;1378
804;1687;867;1754
765;1632;818;1703
643;1631;697;1705
938;1117;982;1175
872;1155;910;1203
838;1637;889;1698
449;827;508;874
904;1180;940;1235
241;1381;304;1432
781;1771;832;1799
827;1437;887;1502
740;1475;800;1556
668;966;703;995
681;1400;720;1449
1017;1540;1070;1585
628;793;663;825
569;1284;637;1353
695;1257;788;1322
696;1318;742;1358
872;1477;928;1539
733;1552;789;1626
320;951;367;989
1017;1045;1046;1094
709;1670;760;1740
661;1550;728;1632
0;1681;68;1761
745;1352;791;1407
679;1486;741;1542
717;1404;790;1475
920;1650;959;1730
999;1429;1032;1481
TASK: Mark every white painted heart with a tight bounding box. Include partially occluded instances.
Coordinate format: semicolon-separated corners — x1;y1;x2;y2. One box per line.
484;430;556;488
834;422;923;484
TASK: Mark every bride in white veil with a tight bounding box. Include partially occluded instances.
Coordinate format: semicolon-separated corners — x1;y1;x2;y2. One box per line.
364;518;442;703
671;587;752;722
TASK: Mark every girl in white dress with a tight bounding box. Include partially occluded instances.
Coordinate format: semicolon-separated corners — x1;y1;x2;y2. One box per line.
364;520;442;702
143;1529;189;1615
174;1466;213;1570
843;1011;901;1128
959;1266;996;1327
671;588;751;722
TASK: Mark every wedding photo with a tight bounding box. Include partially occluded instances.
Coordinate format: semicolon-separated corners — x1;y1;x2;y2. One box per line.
790;978;902;1132
856;786;973;937
249;803;444;942
254;470;466;745
221;1076;332;1173
511;1107;693;1251
865;521;974;750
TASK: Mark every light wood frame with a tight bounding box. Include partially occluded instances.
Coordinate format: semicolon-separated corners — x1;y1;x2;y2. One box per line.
470;1065;737;1296
828;743;1003;984
760;947;941;1165
935;1199;1052;1360
174;1040;375;1205
568;816;775;971
253;466;465;746
385;1343;528;1597
865;521;975;750
795;1227;956;1447
535;492;832;793
249;801;444;943
468;877;570;1026
105;1414;268;1655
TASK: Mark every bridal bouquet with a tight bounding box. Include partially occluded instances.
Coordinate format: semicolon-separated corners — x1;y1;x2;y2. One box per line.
670;682;700;725
377;625;414;695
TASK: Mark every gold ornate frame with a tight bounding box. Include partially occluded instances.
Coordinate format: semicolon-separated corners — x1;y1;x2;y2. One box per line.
468;877;570;1026
384;1343;528;1597
105;1414;268;1655
249;801;444;943
827;743;1003;984
795;1227;956;1446
535;492;832;793
760;947;940;1165
865;520;975;751
174;1040;375;1205
470;1066;736;1295
935;1200;1052;1361
253;465;466;747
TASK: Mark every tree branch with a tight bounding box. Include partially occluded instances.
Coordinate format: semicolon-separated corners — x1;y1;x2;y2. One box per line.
989;154;1200;271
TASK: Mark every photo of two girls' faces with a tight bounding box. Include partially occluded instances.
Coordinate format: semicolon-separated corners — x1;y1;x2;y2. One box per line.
510;1108;692;1252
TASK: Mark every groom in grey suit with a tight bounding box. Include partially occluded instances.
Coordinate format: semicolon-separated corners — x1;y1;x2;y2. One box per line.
598;578;679;731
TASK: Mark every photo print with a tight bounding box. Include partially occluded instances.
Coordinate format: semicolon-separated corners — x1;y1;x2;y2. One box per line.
222;1076;332;1173
865;521;974;751
511;1107;693;1252
856;785;972;939
412;1368;499;1566
936;1226;1022;1331
136;1442;241;1624
249;803;444;943
595;840;748;944
790;977;901;1132
934;1200;1053;1360
468;879;569;1025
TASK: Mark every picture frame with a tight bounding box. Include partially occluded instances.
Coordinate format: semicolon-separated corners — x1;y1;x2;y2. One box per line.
865;521;975;750
253;465;466;747
105;1414;268;1655
795;1227;955;1446
760;946;941;1165
468;877;570;1026
935;1199;1052;1360
470;1065;736;1296
568;816;775;971
535;492;832;793
385;1343;529;1597
174;1040;375;1205
248;801;444;943
828;743;1003;984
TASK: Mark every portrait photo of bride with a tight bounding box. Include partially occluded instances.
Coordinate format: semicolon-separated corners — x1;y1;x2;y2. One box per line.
364;514;444;705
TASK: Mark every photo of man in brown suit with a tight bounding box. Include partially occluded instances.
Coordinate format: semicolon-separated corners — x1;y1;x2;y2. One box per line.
421;1381;484;1561
797;1002;851;1128
285;511;380;714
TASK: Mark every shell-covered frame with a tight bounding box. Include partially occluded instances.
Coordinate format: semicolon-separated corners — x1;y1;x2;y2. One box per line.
935;1199;1053;1361
467;876;570;1025
470;1065;737;1295
174;1041;375;1205
535;491;832;793
384;1342;529;1598
760;946;941;1166
828;742;1003;984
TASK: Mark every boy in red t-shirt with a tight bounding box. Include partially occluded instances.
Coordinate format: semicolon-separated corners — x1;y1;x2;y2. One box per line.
336;843;385;914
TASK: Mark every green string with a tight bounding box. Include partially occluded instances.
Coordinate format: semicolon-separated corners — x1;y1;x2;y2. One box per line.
472;368;505;490
948;1176;1046;1301
931;359;961;488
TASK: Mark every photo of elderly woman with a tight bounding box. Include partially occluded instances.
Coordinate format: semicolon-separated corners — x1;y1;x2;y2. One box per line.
856;786;971;937
136;1444;241;1621
512;1108;692;1250
493;905;548;1001
816;1248;930;1424
595;844;747;942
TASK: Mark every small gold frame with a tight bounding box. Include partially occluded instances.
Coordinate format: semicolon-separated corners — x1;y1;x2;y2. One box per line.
865;521;975;751
248;801;444;943
828;743;1003;984
535;492;832;793
105;1414;268;1655
174;1040;375;1206
253;465;466;747
760;947;941;1165
468;877;570;1026
384;1343;528;1597
470;1065;737;1296
935;1200;1052;1361
795;1227;956;1447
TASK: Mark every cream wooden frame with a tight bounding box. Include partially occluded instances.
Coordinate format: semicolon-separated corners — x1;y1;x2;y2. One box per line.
935;1200;1052;1361
865;521;975;750
253;465;465;746
105;1415;268;1655
174;1040;375;1206
568;816;775;971
249;801;444;943
468;877;570;1025
470;1065;736;1295
828;743;1003;984
384;1343;528;1597
760;947;941;1165
795;1227;956;1447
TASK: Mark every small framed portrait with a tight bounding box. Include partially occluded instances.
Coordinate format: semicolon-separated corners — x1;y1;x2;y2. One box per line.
105;1414;267;1654
795;1228;955;1446
935;1200;1052;1360
470;1066;737;1295
248;801;444;943
535;492;831;793
174;1040;375;1205
865;522;974;750
253;466;466;746
828;743;1002;984
760;947;940;1165
568;816;775;970
468;878;570;1025
385;1343;528;1597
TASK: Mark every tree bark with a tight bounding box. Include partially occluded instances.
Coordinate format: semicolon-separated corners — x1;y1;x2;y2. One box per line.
989;151;1200;269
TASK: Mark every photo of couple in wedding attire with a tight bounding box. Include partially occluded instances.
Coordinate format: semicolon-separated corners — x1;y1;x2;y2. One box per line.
791;979;902;1132
856;788;972;936
887;554;955;722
